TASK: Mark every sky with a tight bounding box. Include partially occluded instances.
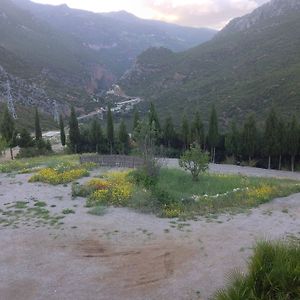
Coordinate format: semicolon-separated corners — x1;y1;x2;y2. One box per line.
31;0;270;29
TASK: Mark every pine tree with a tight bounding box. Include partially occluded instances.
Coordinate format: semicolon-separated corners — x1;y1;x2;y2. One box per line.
181;114;190;150
242;114;257;164
286;116;299;172
59;115;66;147
133;108;140;131
106;107;114;154
264;108;279;169
163;115;176;148
0;106;16;159
225;120;239;161
191;111;205;149
89;119;103;153
35;108;42;141
68;106;81;153
208;105;219;163
118;119;130;154
148;102;160;133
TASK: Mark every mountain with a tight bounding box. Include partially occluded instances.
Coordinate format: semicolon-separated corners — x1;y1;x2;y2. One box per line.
0;0;216;127
120;0;300;127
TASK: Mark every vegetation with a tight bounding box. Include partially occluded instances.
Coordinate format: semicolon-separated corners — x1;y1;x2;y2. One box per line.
179;145;209;181
214;240;300;300
59;115;66;147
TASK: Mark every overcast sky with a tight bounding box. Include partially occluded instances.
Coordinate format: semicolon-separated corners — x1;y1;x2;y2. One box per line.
31;0;270;29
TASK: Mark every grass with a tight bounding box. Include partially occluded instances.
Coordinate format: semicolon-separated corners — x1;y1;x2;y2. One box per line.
88;206;107;216
129;168;300;218
62;209;75;215
214;240;300;300
0;154;80;173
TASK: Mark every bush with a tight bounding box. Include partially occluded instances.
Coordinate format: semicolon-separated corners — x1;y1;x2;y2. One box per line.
214;240;300;300
179;145;209;181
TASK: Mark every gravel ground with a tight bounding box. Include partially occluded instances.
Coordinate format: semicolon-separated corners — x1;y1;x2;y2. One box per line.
0;167;299;300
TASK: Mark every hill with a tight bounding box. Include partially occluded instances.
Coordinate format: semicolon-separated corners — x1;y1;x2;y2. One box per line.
0;0;216;127
120;0;300;127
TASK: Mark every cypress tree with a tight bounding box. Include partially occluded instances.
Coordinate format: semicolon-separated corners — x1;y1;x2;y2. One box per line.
69;106;81;153
277;117;286;170
163;115;176;148
264;108;279;169
89;119;103;153
287;116;299;172
106;107;114;154
0;106;16;159
148;102;160;133
133;108;140;131
191;111;205;149
35;108;42;141
208;105;219;163
225;120;239;161
59;115;66;147
181;114;190;150
242;114;257;164
118;119;130;154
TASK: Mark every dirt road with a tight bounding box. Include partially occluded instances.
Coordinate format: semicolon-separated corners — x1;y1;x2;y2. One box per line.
0;169;299;300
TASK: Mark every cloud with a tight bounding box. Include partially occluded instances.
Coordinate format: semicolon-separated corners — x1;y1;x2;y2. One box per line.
142;0;270;29
32;0;271;29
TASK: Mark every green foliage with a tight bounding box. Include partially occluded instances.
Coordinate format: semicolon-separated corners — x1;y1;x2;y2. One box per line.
68;106;81;153
179;145;209;181
242;114;258;162
181;114;190;150
191;111;205;149
214;240;300;300
34;108;42;141
18;128;34;148
89;119;104;153
225;121;239;160
162;115;177;148
148;102;161;133
118;119;130;154
0;106;16;149
106;107;114;154
59;115;66;147
88;206;107;216
286;116;299;172
208;105;219;162
132;108;140;131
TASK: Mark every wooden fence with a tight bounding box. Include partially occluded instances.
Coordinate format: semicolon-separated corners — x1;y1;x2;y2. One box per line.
79;155;144;168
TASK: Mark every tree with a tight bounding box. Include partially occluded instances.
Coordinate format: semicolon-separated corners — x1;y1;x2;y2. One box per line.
286;116;299;172
181;114;190;150
264;108;279;169
89;119;103;153
18;128;33;148
179;145;209;181
225;120;240;161
0;106;16;159
133;108;140;132
242;114;258;164
118;119;130;154
68;106;81;153
208;105;219;163
163;115;176;148
191;111;205;149
35;108;42;141
59;115;66;147
106;107;114;154
277;117;286;170
0;136;7;156
148;102;160;133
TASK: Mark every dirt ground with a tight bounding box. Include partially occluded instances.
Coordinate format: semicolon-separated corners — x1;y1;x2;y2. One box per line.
0;169;300;300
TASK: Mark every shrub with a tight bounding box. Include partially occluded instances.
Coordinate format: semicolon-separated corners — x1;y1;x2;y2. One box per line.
214;240;300;300
88;206;107;216
179;145;209;181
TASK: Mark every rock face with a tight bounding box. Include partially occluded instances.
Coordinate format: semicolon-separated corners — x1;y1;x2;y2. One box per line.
222;0;300;34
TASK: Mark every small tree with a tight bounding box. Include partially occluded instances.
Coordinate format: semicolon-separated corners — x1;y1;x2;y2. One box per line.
118;119;130;154
59;115;66;147
179;145;209;181
89;119;103;153
68;106;81;153
0;106;16;159
106;107;114;154
208;105;219;163
35;108;42;141
18;128;34;148
0;136;7;156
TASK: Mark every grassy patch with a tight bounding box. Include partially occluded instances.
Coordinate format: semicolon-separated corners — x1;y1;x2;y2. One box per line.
34;201;47;207
214;240;300;300
129;168;300;218
88;206;107;216
62;208;75;215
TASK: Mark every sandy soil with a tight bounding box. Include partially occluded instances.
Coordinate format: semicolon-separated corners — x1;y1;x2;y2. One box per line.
0;169;299;300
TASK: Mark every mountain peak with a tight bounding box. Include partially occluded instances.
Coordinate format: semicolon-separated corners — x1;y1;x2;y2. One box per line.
222;0;300;34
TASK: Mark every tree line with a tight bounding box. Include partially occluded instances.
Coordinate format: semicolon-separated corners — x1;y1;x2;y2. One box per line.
1;103;299;172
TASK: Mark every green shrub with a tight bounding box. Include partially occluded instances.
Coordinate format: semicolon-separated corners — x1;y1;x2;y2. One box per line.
214;240;300;300
88;206;107;216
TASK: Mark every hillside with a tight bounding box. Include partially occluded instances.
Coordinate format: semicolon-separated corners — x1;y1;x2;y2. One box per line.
0;0;216;126
120;0;300;127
